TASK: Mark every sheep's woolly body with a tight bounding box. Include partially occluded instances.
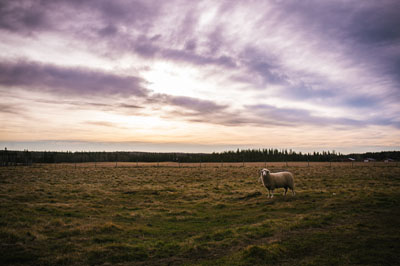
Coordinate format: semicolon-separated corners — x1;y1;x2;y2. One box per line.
259;168;295;198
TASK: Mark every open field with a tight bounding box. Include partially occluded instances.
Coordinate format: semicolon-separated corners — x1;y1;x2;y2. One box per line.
30;161;399;169
1;163;399;265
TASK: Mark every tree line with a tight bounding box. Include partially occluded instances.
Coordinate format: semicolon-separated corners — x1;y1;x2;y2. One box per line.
1;148;399;166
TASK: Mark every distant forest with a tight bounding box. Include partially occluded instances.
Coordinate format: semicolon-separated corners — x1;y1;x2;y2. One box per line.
0;148;399;166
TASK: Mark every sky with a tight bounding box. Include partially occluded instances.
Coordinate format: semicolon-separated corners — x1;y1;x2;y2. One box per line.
0;0;399;153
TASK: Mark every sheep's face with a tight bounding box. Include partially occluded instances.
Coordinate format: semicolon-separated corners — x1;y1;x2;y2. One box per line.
260;168;270;181
261;168;270;175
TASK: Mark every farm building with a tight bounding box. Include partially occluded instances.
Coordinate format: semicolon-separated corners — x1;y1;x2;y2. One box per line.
363;158;376;162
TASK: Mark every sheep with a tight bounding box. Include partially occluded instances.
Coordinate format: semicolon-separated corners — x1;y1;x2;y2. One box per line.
259;168;295;198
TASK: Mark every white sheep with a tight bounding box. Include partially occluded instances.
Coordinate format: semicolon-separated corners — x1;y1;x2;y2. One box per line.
259;168;295;198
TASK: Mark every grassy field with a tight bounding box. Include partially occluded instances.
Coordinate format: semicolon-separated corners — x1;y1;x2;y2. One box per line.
1;163;399;265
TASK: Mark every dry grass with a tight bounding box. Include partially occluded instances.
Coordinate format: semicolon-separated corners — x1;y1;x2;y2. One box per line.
51;161;398;168
0;163;399;265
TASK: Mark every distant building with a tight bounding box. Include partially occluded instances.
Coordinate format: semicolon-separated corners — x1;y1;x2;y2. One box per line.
347;158;355;161
363;158;376;162
384;158;394;162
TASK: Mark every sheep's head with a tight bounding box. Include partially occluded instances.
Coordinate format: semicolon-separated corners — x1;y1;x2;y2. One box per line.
259;168;270;182
261;168;270;176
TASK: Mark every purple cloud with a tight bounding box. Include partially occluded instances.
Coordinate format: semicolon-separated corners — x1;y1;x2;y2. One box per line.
0;0;159;33
0;1;50;33
0;103;23;115
0;60;148;97
246;104;400;129
154;94;228;114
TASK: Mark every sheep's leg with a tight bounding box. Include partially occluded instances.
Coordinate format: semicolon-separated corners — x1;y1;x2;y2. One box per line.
267;189;271;198
292;189;295;196
284;187;288;196
270;190;274;198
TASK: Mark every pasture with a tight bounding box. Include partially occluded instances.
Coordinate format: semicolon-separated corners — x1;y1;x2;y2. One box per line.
1;163;399;265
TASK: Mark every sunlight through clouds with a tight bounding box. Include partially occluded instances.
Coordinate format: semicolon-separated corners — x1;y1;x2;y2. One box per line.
0;0;399;152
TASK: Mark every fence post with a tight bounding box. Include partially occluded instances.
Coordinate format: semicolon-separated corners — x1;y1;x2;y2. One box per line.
3;148;7;166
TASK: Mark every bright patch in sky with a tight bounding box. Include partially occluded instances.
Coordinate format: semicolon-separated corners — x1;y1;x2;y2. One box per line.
143;62;203;97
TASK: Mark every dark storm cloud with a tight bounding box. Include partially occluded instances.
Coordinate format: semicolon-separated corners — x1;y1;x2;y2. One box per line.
0;60;148;97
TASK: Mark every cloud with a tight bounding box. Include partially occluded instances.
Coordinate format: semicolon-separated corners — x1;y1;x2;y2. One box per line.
0;60;148;97
246;104;400;129
0;0;50;33
0;59;232;124
118;103;143;109
155;94;228;115
0;103;23;115
160;48;237;68
85;121;120;128
0;0;159;33
271;0;400;86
